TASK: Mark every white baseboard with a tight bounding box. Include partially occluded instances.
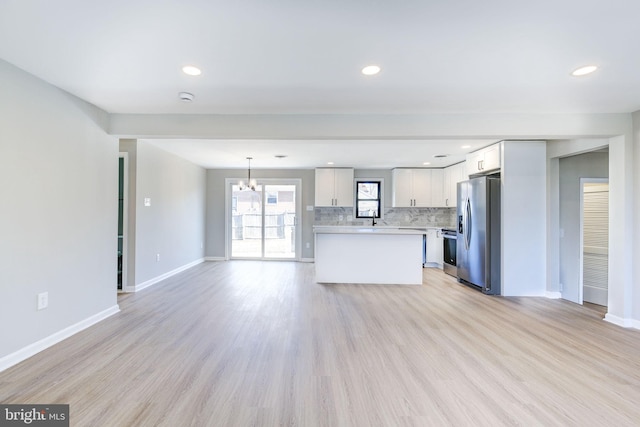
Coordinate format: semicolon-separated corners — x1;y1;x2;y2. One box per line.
204;256;226;262
545;291;562;299
135;258;204;292
300;258;314;263
0;304;120;373
604;313;640;329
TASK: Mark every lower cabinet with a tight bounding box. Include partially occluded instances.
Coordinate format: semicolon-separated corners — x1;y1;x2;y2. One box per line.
425;228;443;268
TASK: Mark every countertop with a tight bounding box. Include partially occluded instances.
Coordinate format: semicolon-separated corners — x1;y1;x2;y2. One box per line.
313;225;439;235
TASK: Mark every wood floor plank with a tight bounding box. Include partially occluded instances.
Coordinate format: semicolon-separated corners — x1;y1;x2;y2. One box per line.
1;261;640;426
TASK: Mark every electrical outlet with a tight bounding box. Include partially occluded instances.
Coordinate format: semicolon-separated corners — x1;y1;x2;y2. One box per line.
338;215;344;221
156;253;160;262
37;292;48;310
306;242;310;249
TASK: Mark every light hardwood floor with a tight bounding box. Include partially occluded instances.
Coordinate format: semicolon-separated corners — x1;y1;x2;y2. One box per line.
1;261;640;426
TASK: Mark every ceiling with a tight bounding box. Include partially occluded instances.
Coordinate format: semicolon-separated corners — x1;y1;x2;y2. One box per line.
141;138;498;169
1;0;638;168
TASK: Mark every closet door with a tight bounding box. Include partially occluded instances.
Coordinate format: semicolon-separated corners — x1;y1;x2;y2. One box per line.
582;182;608;306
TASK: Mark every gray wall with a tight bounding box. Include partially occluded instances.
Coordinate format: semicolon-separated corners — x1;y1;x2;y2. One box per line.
355;169;393;208
206;169;315;259
0;59;117;358
134;141;206;285
559;151;609;303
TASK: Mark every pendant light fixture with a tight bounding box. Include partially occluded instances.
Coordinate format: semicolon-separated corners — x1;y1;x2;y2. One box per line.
239;157;257;191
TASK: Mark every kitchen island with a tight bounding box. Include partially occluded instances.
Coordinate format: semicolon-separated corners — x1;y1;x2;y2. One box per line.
313;226;425;285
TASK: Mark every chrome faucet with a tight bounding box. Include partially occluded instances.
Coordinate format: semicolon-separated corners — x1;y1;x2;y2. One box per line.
372;217;377;226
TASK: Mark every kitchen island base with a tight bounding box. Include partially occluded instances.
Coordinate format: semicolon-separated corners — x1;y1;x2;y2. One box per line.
314;229;424;285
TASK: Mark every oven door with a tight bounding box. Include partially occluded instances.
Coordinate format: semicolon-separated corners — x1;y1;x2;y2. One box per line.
443;232;457;277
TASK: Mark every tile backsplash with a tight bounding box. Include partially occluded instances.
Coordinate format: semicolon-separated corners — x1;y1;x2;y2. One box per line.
315;206;456;228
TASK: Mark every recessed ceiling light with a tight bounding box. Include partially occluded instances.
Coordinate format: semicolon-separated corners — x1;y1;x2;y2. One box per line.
182;65;202;76
571;65;598;76
361;65;381;76
423;162;431;165
461;145;471;149
327;161;334;165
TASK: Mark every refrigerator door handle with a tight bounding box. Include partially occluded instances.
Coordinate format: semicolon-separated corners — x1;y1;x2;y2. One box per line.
465;198;471;250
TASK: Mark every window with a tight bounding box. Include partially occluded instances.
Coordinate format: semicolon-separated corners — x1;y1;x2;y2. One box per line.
356;181;381;218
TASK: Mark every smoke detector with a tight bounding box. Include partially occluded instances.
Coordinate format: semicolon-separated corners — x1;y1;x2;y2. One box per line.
179;92;194;102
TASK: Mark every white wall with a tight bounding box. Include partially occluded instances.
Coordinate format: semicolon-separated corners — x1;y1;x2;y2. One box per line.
604;134;634;327
501;141;547;296
634;111;640;324
134;141;206;287
0;59;118;363
110;112;631;140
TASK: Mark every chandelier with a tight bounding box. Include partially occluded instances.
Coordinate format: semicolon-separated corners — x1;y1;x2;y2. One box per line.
238;157;257;191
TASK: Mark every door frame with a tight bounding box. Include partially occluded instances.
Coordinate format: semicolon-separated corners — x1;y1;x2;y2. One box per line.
118;153;133;292
579;177;609;305
225;178;302;261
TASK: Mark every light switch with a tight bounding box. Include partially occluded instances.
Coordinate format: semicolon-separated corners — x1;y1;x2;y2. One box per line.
144;198;151;207
306;205;314;211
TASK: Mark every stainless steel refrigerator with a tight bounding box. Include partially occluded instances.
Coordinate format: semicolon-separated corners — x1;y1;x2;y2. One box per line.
456;176;501;295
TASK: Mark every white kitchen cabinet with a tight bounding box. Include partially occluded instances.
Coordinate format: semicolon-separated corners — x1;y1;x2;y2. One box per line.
443;165;454;207
431;169;446;207
425;228;443;268
315;168;354;207
392;169;433;207
466;142;502;175
443;161;466;208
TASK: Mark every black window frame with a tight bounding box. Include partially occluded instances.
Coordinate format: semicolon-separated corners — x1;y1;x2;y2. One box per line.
355;180;382;219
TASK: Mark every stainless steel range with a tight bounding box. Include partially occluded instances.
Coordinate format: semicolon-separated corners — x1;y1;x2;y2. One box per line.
442;228;457;277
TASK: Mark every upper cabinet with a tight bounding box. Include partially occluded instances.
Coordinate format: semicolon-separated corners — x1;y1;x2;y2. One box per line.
315;168;354;207
431;169;445;207
443;162;466;208
392;169;434;207
466;142;502;176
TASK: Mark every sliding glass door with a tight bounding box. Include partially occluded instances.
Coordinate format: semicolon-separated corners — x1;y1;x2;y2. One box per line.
230;180;299;259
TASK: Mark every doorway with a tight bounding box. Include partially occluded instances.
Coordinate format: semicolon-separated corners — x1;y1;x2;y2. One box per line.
228;179;300;260
117;153;128;291
580;179;609;306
